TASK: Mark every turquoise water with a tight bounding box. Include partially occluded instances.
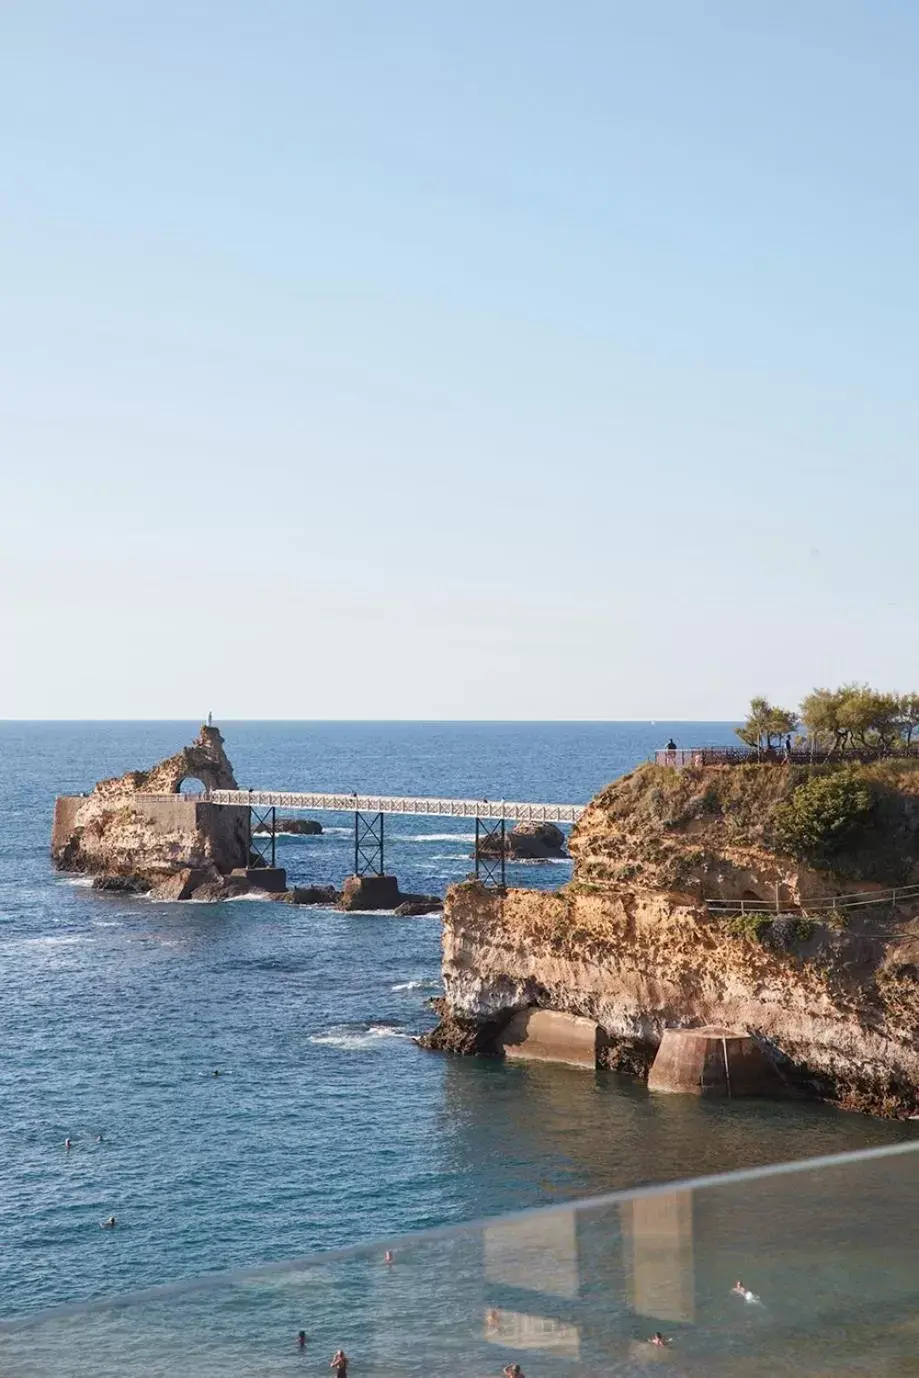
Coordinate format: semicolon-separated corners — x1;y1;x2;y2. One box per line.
2;721;914;1321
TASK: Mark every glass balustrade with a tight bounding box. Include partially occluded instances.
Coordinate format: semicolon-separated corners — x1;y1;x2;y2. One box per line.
4;1141;919;1377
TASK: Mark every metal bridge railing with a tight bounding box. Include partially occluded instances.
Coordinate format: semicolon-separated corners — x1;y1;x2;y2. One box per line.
206;789;584;823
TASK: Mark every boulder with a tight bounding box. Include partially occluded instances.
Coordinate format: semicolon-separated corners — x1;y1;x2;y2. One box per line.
91;874;151;895
476;821;567;859
394;895;444;916
279;885;341;906
150;867;215;901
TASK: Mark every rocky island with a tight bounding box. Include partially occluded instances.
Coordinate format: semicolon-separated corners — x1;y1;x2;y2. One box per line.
424;751;919;1117
51;725;441;912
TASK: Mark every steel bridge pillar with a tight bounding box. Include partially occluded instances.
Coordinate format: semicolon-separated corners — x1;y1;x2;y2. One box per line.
475;817;506;888
248;804;277;868
354;811;385;877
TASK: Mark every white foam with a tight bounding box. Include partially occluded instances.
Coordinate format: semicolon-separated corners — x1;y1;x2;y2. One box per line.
391;979;440;992
392;833;476;843
61;877;95;888
309;1024;410;1051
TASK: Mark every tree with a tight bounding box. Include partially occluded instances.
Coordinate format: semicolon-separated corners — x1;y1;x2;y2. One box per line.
836;683;901;748
737;697;799;751
800;687;849;754
898;694;919;749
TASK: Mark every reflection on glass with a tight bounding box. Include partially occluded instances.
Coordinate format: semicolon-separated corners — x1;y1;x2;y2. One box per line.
621;1187;695;1323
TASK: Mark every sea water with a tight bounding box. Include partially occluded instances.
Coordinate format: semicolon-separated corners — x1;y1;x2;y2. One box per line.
0;720;913;1322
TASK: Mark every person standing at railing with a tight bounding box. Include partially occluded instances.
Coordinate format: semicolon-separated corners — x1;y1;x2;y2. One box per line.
665;738;677;751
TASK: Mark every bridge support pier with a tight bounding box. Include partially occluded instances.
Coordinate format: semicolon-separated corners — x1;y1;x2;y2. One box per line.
249;804;277;868
475;817;506;888
354;811;384;876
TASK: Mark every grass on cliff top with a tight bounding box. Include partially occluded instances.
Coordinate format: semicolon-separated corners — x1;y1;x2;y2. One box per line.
582;758;919;884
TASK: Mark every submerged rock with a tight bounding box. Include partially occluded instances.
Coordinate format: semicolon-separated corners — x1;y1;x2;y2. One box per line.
277;885;341;906
92;874;151;895
255;818;322;835
394;895;443;917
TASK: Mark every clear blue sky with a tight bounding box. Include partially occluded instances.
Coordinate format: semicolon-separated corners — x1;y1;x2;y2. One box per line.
2;2;917;719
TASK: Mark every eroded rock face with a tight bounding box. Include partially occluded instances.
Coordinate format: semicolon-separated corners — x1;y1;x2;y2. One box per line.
425;759;919;1116
51;726;250;885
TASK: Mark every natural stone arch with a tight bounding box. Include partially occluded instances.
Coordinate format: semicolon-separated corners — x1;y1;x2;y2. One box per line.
177;776;208;796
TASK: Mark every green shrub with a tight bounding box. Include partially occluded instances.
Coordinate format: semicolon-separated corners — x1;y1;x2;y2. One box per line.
727;911;773;941
773;769;875;865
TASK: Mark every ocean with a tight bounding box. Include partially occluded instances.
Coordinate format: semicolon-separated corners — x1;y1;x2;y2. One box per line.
1;720;914;1327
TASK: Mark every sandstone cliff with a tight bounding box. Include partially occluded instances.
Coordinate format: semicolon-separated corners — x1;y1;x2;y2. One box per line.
425;760;919;1116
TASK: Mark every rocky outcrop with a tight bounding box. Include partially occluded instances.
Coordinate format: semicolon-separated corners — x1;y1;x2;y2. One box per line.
255;817;322;835
425;760;919;1116
52;726;251;890
476;821;567;859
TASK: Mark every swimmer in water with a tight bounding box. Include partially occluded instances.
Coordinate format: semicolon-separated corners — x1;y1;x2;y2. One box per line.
297;1331;307;1350
503;1365;525;1378
64;1137;72;1151
213;1069;220;1077
650;1332;670;1347
100;1215;117;1229
384;1250;394;1265
732;1280;758;1303
96;1133;104;1143
330;1349;348;1378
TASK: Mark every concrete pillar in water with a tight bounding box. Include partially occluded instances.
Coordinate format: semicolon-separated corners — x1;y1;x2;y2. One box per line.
497;1009;606;1069
647;1026;783;1098
339;874;402;911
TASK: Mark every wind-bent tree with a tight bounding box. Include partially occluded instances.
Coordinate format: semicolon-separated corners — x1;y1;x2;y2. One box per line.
801;683;911;753
737;697;798;751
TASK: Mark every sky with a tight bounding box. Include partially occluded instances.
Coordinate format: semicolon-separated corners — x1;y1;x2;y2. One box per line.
2;2;918;719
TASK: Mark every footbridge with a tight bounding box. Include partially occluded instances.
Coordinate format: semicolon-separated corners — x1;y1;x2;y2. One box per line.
201;789;585;887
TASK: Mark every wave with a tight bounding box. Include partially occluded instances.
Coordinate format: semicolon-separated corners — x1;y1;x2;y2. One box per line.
18;934;87;947
308;1024;411;1051
60;877;95;888
391;833;476;843
391;979;440;992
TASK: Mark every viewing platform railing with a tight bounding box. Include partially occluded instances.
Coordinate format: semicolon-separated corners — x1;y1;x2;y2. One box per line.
656;745;919;768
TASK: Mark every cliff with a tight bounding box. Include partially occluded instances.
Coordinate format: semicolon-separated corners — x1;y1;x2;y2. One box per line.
425;760;919;1115
51;725;251;891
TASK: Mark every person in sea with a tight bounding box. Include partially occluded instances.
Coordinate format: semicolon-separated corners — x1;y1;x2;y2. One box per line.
331;1349;349;1378
383;1250;394;1265
297;1331;307;1350
100;1215;117;1229
650;1332;670;1347
503;1365;525;1378
732;1280;757;1302
64;1137;72;1151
